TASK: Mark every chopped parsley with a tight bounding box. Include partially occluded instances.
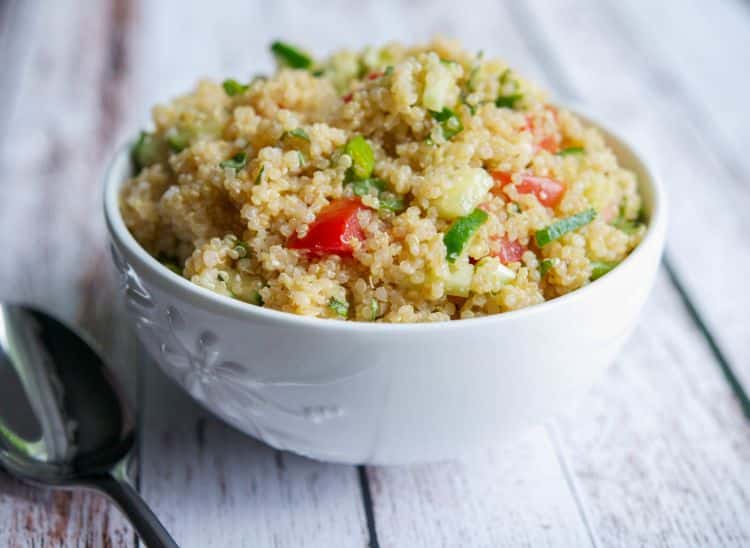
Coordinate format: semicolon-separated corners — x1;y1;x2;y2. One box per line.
328;297;349;318
219;152;248;170
430;107;463;140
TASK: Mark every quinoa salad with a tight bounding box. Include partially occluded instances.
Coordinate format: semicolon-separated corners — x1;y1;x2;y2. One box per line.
120;39;646;323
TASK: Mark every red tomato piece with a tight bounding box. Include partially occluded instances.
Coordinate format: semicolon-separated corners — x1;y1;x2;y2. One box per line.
342;92;353;103
367;72;383;80
288;199;366;256
515;175;566;207
492;236;526;265
524;108;561;153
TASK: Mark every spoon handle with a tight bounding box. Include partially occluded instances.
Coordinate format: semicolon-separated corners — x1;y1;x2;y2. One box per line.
91;474;179;548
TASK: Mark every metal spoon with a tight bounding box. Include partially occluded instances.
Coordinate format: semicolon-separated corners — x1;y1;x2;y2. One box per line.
0;303;178;548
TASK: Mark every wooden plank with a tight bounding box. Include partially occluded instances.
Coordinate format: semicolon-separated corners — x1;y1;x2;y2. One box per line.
0;0;139;545
367;430;594;547
138;363;369;548
554;273;750;547
517;0;750;397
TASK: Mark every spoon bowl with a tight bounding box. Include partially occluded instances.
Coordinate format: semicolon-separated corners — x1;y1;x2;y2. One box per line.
0;303;177;548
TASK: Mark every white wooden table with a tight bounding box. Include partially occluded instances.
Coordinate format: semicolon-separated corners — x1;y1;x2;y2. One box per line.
1;0;749;546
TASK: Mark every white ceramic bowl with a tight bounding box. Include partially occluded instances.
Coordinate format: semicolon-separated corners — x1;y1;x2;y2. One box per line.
104;111;666;465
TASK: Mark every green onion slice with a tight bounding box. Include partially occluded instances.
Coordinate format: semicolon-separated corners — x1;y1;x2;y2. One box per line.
166;130;189;153
378;193;405;213
496;69;523;109
591;260;618;281
344;135;374;180
328;297;349;318
271;41;313;69
535;209;596;247
222;78;249;96
430;107;463;140
444;209;489;262
557;146;585;156
539;258;558;277
286;128;310;141
219;152;248;170
131;131;160;172
254;165;265;185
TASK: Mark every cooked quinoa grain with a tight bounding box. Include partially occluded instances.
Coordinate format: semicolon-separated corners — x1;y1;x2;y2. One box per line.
121;39;646;322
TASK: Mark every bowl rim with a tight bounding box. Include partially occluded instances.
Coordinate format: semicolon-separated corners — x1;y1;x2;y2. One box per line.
104;107;667;333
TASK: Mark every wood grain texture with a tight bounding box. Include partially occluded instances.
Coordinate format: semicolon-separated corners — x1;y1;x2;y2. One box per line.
138;364;369;548
554;273;750;547
0;0;139;546
367;429;594;547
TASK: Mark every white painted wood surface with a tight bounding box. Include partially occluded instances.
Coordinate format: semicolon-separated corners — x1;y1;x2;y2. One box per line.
1;0;749;546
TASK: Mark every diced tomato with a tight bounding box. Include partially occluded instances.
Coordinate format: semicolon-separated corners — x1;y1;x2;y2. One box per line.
492;236;526;264
515;175;566;207
524;107;561;153
490;171;566;208
367;72;383;80
490;170;513;185
288;199;366;256
342;92;353;103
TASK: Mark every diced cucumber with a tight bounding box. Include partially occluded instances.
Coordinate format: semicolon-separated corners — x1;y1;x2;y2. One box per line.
422;61;457;112
433;167;494;219
444;258;474;297
471;257;515;293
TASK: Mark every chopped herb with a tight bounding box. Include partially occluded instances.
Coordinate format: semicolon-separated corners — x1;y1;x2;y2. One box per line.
539;258;558;277
440;58;459;66
495;94;523;109
425;137;435;146
535;209;596;247
254;165;265;185
591;260;618;281
612;216;644;235
328;296;349;318
348;178;405;213
233;241;250;257
250;290;264;306
496;68;523;109
557;146;585;156
222;78;249;96
384;65;394;76
270;41;312;69
430;107;463;140
217;271;229;282
311;68;325;77
461;93;477;115
131;131;160;172
219;151;248;170
297;151;306;166
378;193;405;213
344;135;374;180
509;202;521;214
285;128;310;141
166;130;189;152
369;298;379;320
444;209;489;262
351;178;386;197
